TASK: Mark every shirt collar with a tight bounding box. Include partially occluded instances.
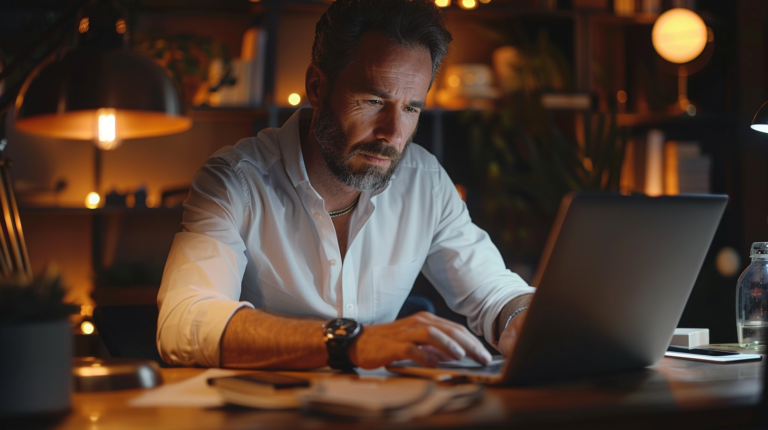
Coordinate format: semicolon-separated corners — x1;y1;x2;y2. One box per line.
277;108;312;188
276;107;394;197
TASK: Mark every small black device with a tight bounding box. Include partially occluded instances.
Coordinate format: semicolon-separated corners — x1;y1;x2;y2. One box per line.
207;373;310;390
323;318;362;371
666;346;739;356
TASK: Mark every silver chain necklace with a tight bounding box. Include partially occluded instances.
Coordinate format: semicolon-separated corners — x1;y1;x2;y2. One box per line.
328;197;359;218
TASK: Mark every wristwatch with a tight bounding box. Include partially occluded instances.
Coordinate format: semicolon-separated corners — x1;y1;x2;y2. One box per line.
323;318;362;370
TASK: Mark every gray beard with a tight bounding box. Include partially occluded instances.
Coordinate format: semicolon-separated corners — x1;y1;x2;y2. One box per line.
313;101;414;191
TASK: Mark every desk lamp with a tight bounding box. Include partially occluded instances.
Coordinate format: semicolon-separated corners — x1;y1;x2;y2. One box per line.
13;0;191;206
14;1;190;145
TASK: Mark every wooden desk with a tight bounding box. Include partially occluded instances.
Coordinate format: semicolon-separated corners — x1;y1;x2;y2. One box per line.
55;357;763;430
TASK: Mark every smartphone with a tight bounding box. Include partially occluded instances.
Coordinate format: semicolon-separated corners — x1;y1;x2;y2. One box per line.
207;373;311;391
665;345;763;363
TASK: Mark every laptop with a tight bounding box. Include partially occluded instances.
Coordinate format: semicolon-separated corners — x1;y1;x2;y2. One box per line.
387;192;729;385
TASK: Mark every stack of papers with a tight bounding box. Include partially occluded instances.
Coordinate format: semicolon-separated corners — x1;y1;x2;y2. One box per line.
301;378;483;420
130;368;483;420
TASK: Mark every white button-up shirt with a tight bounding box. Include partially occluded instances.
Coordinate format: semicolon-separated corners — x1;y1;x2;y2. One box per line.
157;109;535;367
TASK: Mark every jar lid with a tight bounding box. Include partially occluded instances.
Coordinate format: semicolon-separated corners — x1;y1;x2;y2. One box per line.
750;242;768;257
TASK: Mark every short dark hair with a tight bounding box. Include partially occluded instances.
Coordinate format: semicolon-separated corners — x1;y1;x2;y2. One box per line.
311;0;452;85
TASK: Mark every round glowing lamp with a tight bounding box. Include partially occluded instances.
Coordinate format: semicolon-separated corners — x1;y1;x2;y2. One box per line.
652;8;707;64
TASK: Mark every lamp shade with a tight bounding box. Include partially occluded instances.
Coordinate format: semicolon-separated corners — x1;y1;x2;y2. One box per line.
751;101;768;133
14;48;191;142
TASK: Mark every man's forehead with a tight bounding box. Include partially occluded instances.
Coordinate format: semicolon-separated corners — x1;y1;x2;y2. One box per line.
344;32;433;88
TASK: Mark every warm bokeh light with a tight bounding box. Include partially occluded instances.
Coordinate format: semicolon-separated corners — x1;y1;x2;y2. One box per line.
460;0;477;9
79;17;89;34
81;321;95;335
80;305;94;317
435;0;450;7
479;0;491;3
455;184;467;201
448;75;460;87
116;19;127;34
85;192;100;209
288;93;301;106
617;90;628;103
716;247;741;277
652;8;707;64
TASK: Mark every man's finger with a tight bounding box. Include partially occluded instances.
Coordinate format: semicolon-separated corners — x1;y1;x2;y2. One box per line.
405;343;440;367
423;319;491;365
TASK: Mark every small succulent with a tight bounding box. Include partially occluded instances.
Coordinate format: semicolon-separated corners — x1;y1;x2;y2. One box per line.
0;270;79;323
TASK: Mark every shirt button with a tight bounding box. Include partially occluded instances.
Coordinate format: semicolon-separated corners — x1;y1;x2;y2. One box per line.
329;259;337;266
313;212;321;219
346;304;353;310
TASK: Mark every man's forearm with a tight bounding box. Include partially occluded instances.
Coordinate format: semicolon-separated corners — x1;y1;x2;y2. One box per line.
220;307;328;369
494;293;533;342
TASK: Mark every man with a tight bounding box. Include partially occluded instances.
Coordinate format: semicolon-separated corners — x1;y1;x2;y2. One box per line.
157;0;535;370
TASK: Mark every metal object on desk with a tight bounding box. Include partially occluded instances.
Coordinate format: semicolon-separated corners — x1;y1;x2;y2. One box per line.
73;357;162;392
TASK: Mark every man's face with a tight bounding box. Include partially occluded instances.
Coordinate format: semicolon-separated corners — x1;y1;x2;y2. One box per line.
313;32;433;191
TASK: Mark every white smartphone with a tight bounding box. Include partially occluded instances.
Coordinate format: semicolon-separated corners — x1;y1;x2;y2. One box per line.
665;346;763;363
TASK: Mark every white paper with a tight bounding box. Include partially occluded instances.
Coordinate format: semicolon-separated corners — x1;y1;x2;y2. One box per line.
129;368;237;408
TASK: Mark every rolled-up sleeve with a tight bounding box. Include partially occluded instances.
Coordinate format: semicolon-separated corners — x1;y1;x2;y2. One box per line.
156;157;253;367
422;165;536;346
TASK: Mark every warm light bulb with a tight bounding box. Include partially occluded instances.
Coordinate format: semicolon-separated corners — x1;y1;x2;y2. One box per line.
435;0;450;7
81;321;95;335
460;0;477;9
288;93;301;106
652;8;708;64
95;108;121;150
85;192;100;209
448;75;460;87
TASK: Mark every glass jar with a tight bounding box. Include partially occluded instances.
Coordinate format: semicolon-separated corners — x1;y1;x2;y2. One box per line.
735;242;768;349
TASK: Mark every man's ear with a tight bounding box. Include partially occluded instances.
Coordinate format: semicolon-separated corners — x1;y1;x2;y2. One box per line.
305;63;327;108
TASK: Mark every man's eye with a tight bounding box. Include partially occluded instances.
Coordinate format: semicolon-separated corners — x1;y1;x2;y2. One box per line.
405;106;419;113
367;100;382;105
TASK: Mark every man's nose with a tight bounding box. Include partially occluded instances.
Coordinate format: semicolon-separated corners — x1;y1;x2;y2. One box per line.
373;105;406;149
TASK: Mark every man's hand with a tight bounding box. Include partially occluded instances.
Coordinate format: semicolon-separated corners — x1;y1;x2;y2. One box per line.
348;312;492;369
497;308;528;357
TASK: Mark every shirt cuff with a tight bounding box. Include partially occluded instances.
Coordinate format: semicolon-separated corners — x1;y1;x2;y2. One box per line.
191;300;254;368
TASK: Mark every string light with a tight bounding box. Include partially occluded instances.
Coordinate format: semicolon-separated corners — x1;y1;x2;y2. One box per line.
116;19;127;34
288;93;301;106
459;0;477;9
435;0;450;7
79;17;89;34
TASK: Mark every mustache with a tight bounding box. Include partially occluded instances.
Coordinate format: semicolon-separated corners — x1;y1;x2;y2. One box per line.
347;141;401;161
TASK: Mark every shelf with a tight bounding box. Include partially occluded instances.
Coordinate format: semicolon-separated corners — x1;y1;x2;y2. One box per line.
19;206;184;215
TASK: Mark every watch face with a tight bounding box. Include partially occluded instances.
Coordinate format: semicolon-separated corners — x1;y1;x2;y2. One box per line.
324;318;360;340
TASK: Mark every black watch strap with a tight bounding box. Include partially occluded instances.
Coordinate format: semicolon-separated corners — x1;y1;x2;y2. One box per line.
323;318;362;370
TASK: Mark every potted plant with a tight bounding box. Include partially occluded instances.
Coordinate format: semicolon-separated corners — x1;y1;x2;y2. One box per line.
0;271;78;421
